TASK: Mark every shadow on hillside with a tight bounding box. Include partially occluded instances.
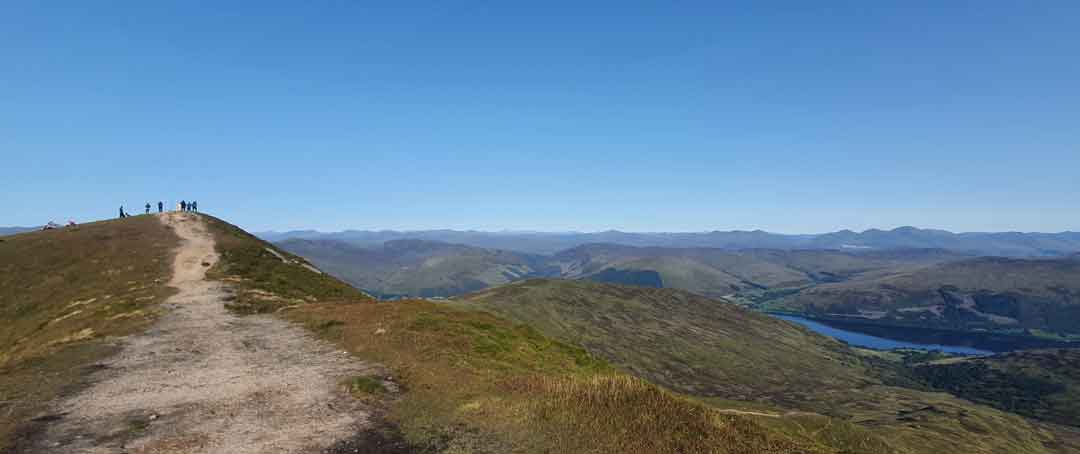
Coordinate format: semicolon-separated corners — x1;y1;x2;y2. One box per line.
323;422;426;454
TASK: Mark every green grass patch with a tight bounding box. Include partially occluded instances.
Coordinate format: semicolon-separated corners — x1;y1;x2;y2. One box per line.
913;349;1080;427
200;215;372;314
346;375;387;397
460;279;1065;454
286;299;865;454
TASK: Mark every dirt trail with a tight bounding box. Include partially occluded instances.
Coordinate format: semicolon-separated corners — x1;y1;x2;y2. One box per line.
29;213;375;453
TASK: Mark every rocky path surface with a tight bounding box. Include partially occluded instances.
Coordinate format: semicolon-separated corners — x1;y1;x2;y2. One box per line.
29;213;375;453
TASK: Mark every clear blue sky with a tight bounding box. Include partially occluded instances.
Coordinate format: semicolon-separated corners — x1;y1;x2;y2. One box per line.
3;2;1078;233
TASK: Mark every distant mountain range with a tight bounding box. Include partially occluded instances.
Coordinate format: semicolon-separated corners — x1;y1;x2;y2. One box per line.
0;227;36;237
277;237;963;299
278;236;1080;337
277;238;558;298
259;226;1080;257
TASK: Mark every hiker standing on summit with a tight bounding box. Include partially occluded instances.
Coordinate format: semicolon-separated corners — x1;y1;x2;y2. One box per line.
145;203;151;214
158;201;164;213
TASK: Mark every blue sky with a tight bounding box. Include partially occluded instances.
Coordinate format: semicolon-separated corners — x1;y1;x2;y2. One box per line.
3;2;1078;233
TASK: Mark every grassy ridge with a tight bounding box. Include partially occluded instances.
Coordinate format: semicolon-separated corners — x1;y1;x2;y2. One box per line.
913;349;1080;427
462;279;884;404
0;215;179;451
462;279;1065;453
201;215;371;313
286;300;871;454
778;257;1080;336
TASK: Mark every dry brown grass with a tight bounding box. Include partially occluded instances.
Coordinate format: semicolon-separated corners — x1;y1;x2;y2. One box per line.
506;374;825;454
287;300;844;454
0;215;179;451
461;279;1068;454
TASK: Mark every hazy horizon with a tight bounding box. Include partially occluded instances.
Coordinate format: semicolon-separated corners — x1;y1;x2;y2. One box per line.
7;219;1079;236
254;224;1079;236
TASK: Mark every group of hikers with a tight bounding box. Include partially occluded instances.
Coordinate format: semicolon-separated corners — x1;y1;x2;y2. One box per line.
173;200;198;213
119;200;199;218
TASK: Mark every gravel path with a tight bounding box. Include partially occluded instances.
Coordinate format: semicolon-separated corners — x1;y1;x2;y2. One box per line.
30;212;375;453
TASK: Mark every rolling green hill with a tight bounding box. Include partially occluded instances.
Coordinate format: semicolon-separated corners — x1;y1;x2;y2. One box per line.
462;279;877;402
551;244;964;297
776;257;1080;337
549;244;808;290
913;349;1080;427
461;279;1071;453
282;237;1080;336
277;238;557;298
280;239;963;301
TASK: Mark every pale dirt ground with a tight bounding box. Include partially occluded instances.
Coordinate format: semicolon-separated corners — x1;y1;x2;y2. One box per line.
27;213;378;453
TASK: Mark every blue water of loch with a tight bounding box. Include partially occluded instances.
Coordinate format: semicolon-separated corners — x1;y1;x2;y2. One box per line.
771;315;994;355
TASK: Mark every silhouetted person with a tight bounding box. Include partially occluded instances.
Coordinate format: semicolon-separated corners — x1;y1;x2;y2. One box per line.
145;203;150;214
119;206;125;219
181;200;187;211
192;201;198;212
158;201;163;213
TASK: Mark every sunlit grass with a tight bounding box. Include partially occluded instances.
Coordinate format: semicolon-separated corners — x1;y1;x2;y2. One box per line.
0;215;179;450
287;300;836;454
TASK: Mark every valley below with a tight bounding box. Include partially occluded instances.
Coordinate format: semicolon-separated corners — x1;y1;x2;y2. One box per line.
271;227;1080;451
276;234;1080;347
773;314;1080;354
770;314;996;355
